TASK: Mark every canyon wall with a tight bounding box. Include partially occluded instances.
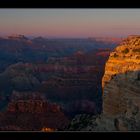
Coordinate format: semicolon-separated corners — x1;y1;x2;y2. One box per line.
102;35;140;117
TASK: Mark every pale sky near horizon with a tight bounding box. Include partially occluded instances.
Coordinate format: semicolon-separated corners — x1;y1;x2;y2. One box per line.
0;9;140;38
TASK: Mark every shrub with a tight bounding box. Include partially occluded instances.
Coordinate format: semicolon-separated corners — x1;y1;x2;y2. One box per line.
122;48;129;54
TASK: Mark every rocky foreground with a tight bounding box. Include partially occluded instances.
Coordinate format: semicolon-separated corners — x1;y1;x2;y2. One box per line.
0;92;69;131
67;35;140;131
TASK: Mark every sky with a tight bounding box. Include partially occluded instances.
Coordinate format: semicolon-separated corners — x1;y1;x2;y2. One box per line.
0;9;140;38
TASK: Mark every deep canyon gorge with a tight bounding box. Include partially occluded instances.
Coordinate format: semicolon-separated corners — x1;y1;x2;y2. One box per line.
0;35;139;131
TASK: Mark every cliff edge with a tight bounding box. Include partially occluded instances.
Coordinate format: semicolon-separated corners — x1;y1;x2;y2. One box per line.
102;35;140;117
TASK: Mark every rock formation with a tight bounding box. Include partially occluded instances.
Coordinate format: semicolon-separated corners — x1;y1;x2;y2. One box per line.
67;35;140;131
102;35;140;117
0;91;69;131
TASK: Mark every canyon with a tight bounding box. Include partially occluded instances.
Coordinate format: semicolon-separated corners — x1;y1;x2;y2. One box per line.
68;35;140;131
0;35;121;131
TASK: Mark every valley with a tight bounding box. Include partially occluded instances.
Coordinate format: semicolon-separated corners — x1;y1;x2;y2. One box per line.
0;35;121;130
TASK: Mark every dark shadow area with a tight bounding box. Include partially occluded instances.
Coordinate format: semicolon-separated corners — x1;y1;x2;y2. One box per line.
103;69;140;117
0;36;115;131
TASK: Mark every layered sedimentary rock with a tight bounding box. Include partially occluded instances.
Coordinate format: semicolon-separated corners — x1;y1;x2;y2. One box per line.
0;48;110;116
102;35;140;117
0;91;69;131
67;35;140;131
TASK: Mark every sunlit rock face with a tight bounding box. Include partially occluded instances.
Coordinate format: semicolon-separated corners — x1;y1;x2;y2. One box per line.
102;35;140;117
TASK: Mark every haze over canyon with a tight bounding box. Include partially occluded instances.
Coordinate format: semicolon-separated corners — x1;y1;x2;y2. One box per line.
0;9;140;131
0;34;123;131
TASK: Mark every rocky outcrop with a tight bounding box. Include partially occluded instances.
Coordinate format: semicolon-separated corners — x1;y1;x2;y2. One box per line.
67;114;116;131
102;35;140;117
7;99;60;114
0;91;69;131
8;34;29;41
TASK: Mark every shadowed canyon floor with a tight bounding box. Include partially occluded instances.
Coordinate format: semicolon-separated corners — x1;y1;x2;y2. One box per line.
0;35;121;131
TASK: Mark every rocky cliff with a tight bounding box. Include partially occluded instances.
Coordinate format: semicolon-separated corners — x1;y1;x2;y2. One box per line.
67;35;140;131
102;35;140;117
